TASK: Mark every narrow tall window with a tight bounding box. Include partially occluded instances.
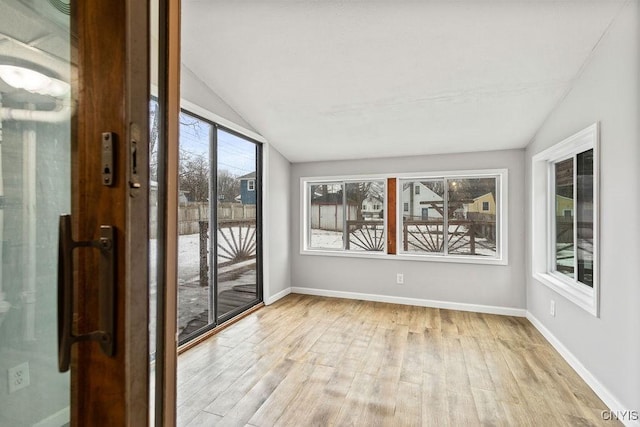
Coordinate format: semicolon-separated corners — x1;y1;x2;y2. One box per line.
531;123;598;315
552;150;594;287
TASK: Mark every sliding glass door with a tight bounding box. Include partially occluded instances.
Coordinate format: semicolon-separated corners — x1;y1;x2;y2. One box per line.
216;129;262;322
177;112;262;345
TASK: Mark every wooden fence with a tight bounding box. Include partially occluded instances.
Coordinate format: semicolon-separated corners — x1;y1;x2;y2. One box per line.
150;202;256;238
310;203;359;232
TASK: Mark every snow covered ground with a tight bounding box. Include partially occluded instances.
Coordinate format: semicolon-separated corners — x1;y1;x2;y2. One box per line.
310;226;496;256
149;232;257;353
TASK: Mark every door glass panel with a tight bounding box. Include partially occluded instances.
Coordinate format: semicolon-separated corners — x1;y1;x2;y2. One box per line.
177;112;212;341
216;129;259;321
0;1;71;425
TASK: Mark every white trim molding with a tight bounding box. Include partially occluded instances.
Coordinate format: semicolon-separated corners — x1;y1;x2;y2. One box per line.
527;312;640;427
265;287;292;305
291;287;526;317
300;168;508;266
531;123;600;316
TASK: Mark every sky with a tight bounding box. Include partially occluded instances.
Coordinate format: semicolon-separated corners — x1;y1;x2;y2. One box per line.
179;111;256;177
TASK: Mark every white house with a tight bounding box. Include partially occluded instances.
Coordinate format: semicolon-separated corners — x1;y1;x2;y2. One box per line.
401;182;444;220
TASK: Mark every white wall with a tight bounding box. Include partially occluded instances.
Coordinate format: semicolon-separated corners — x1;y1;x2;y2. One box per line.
291;149;526;311
181;66;258;135
265;145;292;302
180;67;291;304
525;1;639;414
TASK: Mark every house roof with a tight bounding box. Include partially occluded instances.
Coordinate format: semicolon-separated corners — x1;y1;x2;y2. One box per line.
238;171;256;180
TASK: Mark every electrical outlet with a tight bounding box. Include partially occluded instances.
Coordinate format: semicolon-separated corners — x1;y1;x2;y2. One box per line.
550;300;556;317
8;362;30;393
396;273;404;285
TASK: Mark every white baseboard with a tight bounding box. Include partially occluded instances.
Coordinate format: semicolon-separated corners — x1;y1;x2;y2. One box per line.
526;312;639;427
265;287;292;305
33;406;70;427
290;287;526;317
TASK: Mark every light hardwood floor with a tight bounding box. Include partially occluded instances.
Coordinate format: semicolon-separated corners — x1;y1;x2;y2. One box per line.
177;294;618;426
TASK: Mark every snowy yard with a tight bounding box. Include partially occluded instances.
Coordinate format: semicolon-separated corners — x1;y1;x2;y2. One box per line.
310;224;497;256
149;230;258;352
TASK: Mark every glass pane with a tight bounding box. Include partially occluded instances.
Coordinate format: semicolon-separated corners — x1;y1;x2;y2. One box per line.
177;113;212;341
345;181;385;251
401;180;445;253
148;97;158;424
309;183;344;249
149;0;159;418
577;149;594;287
555;158;575;278
447;178;497;257
0;1;71;425
216;129;259;320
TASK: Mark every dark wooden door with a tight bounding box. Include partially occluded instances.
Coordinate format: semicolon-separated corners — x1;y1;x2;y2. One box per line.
71;1;149;425
0;0;149;425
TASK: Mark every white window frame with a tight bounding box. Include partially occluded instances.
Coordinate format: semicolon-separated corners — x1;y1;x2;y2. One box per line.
300;169;507;266
531;123;599;316
247;179;255;191
396;169;507;265
301;175;388;256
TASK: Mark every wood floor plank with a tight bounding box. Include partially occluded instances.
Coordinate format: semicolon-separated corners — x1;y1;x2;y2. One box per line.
183;411;222;427
358;364;402;426
400;331;425;384
203;351;285;417
443;336;470;391
394;381;422;427
422;328;445;376
331;371;378;426
422;372;449;425
213;358;295;427
272;364;336;426
471;388;508;426
245;362;315;426
304;364;359;426
460;336;494;392
477;337;524;405
175;295;615;427
422;306;442;330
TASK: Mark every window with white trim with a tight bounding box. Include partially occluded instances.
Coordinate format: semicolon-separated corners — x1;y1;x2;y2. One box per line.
306;179;386;252
301;169;507;264
531;123;599;316
399;175;502;259
248;179;255;191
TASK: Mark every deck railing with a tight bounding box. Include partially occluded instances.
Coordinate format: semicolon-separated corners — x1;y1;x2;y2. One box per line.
343;219;496;254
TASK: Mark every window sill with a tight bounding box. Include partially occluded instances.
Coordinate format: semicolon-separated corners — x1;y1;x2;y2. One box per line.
533;272;598;316
301;248;507;266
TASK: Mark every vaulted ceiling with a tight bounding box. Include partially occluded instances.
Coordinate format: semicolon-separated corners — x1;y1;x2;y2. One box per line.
182;1;626;163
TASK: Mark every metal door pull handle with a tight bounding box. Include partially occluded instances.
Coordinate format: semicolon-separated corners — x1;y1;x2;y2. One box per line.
57;214;116;372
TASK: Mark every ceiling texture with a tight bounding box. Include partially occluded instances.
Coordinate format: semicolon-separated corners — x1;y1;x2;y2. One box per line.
182;1;627;163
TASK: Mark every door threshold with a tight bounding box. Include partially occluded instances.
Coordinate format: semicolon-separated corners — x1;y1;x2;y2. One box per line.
177;302;265;355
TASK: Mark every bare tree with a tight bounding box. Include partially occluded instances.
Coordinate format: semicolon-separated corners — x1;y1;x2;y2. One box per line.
217;169;240;202
346;181;384;220
179;153;209;202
